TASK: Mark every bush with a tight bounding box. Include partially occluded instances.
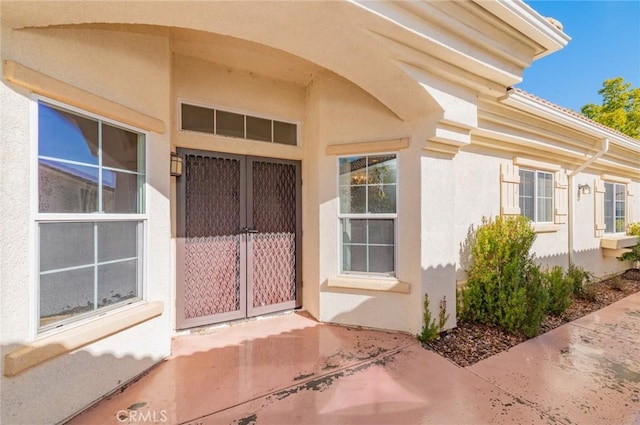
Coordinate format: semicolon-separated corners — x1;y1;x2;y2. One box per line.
543;266;573;315
628;222;640;236
580;283;598;302
461;216;548;337
566;264;593;297
609;276;625;291
417;293;448;342
619;242;640;268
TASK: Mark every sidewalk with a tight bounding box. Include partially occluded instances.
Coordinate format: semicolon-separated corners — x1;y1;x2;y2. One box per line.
70;293;640;425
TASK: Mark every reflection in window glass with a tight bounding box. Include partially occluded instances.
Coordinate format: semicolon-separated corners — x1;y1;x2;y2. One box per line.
605;182;626;233
102;170;140;214
37;100;145;331
37;101;144;214
519;169;553;223
39;159;99;213
38;103;99;165
339;155;397;276
339;155;396;214
102;124;140;172
519;170;534;221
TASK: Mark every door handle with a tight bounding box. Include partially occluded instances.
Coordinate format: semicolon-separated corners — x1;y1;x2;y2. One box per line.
237;227;259;234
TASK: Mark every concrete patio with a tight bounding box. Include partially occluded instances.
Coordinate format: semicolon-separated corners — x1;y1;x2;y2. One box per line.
70;293;640;425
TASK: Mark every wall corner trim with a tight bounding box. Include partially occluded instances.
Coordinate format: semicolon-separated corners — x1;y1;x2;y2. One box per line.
3;60;165;134
326;138;409;156
3;301;164;377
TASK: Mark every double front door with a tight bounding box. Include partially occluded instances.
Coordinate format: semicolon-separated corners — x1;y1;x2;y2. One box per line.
176;149;301;329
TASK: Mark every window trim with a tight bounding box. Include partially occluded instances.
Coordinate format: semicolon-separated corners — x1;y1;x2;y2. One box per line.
519;168;555;224
337;153;398;277
32;96;149;336
603;181;627;234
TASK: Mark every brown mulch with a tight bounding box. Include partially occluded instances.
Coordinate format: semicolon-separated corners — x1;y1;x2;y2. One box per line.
423;269;640;367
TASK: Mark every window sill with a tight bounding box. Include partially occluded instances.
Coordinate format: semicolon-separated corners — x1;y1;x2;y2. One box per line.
601;235;639;258
327;276;410;294
600;235;639;249
3;301;163;377
533;223;561;233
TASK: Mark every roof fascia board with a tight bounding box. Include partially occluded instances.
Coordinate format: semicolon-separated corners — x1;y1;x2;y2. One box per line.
473;0;570;59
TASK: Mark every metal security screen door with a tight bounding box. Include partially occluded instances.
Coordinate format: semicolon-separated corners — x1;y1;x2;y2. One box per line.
176;149;301;329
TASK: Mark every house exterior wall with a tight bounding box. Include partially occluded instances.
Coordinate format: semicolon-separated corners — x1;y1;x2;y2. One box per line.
0;27;173;424
169;52;437;335
309;72;432;334
452;145;639;282
0;2;637;424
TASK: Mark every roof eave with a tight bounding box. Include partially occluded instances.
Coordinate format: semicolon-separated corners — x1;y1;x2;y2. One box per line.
474;0;571;60
500;90;640;153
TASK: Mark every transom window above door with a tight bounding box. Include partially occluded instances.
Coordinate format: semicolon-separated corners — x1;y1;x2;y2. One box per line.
180;102;298;146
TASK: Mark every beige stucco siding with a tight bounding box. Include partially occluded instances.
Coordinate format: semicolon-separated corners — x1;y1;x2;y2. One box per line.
1;26;173;424
308;72;430;334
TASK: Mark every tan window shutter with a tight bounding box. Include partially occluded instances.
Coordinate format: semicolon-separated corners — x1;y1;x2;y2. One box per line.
554;170;568;224
594;178;606;237
501;164;520;215
628;186;636;225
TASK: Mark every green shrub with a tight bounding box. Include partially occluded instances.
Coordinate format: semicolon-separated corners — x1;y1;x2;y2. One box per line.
543;266;573;315
618;241;640;268
417;293;442;342
566;264;593;297
580;283;598;302
461;216;547;337
628;222;640;236
609;276;625;291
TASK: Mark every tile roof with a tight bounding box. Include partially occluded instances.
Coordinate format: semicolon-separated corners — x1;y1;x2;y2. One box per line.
509;87;640;145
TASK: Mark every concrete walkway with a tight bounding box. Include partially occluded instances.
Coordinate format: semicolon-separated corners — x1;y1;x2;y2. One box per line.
71;293;640;425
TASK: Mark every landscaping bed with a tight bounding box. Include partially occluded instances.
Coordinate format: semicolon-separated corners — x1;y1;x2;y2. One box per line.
423;269;640;367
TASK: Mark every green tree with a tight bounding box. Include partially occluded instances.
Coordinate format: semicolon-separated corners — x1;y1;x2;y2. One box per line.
581;77;640;139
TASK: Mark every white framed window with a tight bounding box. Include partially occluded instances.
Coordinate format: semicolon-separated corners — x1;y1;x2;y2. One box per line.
36;99;146;332
338;154;397;276
604;182;626;233
519;169;554;223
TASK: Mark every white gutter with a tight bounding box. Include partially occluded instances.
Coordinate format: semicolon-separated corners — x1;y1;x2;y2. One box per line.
473;0;570;59
567;138;610;266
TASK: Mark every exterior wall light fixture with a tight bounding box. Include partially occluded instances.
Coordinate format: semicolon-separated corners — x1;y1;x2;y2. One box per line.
170;152;183;177
578;183;591;199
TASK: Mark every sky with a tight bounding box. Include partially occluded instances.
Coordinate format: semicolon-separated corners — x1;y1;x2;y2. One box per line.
518;0;640;113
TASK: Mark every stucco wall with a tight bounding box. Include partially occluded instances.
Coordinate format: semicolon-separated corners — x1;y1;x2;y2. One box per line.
0;27;173;424
452;145;636;284
309;72;432;335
